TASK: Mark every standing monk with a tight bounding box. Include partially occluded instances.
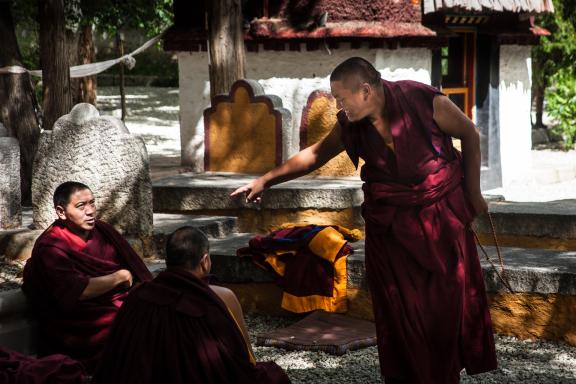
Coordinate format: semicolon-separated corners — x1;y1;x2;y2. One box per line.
22;181;152;373
231;57;497;383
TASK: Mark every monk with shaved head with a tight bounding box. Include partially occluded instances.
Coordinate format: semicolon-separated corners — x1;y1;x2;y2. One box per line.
22;181;152;373
232;57;497;383
92;226;290;384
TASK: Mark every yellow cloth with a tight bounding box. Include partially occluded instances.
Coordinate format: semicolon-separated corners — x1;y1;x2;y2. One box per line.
262;225;356;313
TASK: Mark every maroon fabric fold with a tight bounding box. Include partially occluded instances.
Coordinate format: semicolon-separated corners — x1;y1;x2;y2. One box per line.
0;346;86;384
339;79;497;383
22;220;152;373
92;269;290;384
237;225;352;301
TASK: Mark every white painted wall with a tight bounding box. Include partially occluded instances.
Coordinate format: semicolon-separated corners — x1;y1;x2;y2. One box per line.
177;45;432;170
498;45;533;187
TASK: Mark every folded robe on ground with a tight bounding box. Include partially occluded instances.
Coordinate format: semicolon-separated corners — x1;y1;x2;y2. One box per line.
238;225;359;313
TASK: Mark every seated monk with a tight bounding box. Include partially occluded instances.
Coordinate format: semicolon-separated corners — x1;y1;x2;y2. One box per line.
22;181;152;373
92;226;291;384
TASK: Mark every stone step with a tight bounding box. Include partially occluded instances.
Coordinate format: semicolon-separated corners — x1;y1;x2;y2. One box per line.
474;200;576;250
153;173;576;249
0;211;238;261
153;213;238;239
149;235;576;295
152;172;364;233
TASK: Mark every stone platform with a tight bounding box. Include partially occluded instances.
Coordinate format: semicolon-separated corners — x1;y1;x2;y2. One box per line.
152;173;576;250
0;210;239;260
153;172;364;233
474;199;576;250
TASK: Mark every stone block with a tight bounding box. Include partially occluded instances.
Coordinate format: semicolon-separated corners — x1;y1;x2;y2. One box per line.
532;128;550;145
300;90;361;177
0;130;21;229
204;79;291;173
32;103;153;237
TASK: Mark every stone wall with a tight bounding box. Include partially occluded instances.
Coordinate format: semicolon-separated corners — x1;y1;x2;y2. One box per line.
177;45;432;171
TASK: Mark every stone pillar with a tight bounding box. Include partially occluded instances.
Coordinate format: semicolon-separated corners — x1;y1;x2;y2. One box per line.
32;103;153;237
0;123;22;229
499;45;533;187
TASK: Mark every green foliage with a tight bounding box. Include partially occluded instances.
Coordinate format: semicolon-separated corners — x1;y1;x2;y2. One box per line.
9;0;175;85
532;0;576;89
80;0;173;36
546;69;576;148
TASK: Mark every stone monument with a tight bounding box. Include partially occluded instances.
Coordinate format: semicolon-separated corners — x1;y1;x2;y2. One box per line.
32;104;153;237
299;90;361;177
203;79;292;174
0;123;22;229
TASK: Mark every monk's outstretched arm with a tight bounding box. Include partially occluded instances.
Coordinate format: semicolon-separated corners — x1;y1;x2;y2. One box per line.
432;95;487;215
79;269;133;301
231;123;345;202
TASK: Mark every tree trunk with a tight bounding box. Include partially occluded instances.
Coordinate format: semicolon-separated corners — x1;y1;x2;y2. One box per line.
208;0;246;99
116;32;126;121
68;24;97;106
0;1;41;205
66;28;81;105
534;81;546;129
39;0;72;131
78;23;97;105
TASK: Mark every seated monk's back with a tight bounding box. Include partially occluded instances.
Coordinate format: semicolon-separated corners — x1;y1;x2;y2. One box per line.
92;268;290;384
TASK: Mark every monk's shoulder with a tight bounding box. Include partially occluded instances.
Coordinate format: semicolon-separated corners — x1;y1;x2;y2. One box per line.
209;284;235;300
395;80;442;101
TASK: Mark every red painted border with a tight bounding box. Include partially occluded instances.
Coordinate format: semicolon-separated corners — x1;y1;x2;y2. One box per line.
204;80;284;172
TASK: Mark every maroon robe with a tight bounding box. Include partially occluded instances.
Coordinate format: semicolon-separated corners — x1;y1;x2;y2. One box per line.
0;346;86;384
22;220;152;373
92;268;291;384
339;79;497;383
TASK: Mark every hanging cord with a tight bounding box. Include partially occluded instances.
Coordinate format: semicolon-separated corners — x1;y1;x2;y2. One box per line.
472;212;514;294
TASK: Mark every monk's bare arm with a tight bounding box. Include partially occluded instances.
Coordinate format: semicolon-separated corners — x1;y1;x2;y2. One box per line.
210;285;255;356
432;95;487;215
79;269;133;301
231;123;345;202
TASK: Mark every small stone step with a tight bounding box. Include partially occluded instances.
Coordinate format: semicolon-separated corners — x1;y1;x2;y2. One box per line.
475;200;576;249
153;213;238;239
150;213;239;259
0;211;238;261
175;236;576;295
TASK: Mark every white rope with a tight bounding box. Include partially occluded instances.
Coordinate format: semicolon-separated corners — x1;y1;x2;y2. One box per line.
0;28;166;79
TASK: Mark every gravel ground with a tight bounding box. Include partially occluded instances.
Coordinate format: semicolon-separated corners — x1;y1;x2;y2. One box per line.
246;313;576;383
0;257;24;291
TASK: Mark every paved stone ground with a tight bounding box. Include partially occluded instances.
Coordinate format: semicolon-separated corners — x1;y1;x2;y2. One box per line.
247;313;576;383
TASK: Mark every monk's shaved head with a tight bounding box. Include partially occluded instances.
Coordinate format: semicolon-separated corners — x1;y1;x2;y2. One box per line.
53;181;91;208
166;226;209;269
330;57;381;90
